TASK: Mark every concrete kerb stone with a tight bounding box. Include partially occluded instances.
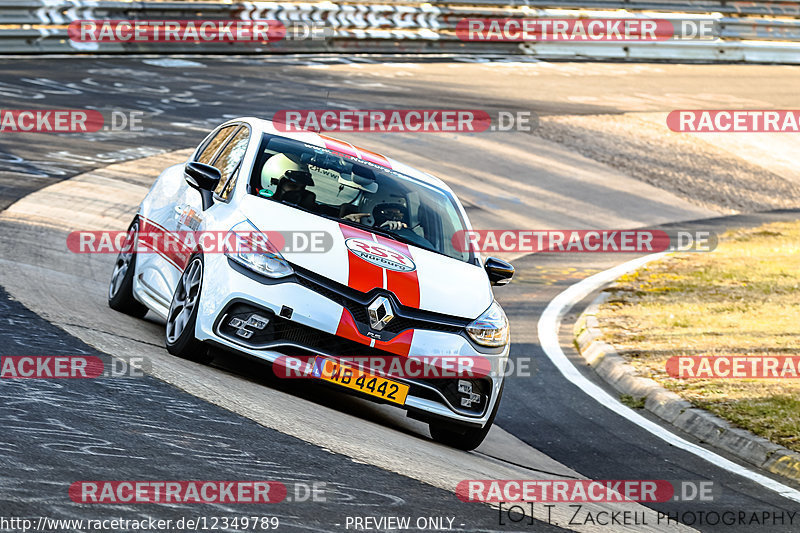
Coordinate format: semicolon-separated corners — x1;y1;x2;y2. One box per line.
573;282;800;485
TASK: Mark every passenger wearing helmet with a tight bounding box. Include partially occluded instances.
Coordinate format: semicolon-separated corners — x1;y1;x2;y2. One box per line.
258;153;316;210
273;169;314;206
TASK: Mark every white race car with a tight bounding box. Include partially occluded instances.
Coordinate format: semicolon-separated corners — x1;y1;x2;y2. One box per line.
108;118;514;450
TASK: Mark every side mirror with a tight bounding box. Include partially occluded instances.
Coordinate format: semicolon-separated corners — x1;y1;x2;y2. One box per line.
185;162;221;210
484;257;514;286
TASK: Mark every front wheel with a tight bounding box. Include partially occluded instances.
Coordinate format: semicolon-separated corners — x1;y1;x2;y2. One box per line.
429;383;504;451
108;218;149;318
165;254;213;364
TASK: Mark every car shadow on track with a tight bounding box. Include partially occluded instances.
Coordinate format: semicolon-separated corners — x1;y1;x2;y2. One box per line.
204;344;432;441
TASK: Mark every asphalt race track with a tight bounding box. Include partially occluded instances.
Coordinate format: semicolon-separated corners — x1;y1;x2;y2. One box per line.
1;56;799;533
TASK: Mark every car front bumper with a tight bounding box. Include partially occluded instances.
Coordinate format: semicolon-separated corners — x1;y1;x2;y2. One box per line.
193;253;509;427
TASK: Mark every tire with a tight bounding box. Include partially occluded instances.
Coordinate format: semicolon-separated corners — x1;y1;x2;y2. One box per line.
108;218;149;318
429;382;504;451
165;254;214;364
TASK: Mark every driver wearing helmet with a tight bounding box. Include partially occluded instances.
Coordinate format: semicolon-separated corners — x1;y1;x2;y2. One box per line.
342;202;407;231
372;203;407;230
344;202;434;249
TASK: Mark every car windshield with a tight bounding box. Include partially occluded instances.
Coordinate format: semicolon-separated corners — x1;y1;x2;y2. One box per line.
250;133;472;263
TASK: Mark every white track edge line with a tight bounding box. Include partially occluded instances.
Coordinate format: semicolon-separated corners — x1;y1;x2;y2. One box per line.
537;252;800;504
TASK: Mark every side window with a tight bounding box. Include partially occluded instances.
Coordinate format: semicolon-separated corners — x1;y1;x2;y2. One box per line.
212;126;250;200
195;125;237;164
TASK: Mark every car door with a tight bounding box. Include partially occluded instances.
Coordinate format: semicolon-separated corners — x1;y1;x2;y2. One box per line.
171;124;246;257
166;124;253;291
176;124;251;234
135;124;241;313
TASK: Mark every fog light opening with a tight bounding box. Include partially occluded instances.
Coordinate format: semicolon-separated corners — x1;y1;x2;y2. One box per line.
229;313;270;339
458;379;482;407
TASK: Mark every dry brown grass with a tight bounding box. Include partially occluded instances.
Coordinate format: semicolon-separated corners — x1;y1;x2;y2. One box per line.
597;221;800;451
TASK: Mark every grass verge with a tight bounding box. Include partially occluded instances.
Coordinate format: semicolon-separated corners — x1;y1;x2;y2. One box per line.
596;220;800;452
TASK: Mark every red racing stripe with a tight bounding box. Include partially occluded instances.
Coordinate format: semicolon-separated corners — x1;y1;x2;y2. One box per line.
320;135;358;158
375;236;420;309
335;308;413;357
338;223;384;293
335;308;368;348
375;329;413;357
355;146;392;169
319;134;392;169
336;223;417;353
138;217;188;271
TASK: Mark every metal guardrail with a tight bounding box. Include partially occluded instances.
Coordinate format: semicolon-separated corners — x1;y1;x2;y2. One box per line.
2;0;800;62
436;1;800;16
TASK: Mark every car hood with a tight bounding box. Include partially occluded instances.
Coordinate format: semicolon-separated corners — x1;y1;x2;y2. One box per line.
239;196;493;319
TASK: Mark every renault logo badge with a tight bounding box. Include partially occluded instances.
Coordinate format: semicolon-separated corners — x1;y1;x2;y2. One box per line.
367;296;394;331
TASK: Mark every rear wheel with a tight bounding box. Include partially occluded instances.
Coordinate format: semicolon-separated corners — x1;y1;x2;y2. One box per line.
429;383;504;451
165;254;213;364
108;218;149;318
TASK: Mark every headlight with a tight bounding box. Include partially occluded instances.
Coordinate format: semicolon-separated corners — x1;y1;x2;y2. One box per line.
466;301;509;347
224;220;293;279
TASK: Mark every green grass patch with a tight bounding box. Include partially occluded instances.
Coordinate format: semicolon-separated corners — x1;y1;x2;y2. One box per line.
620;394;647;409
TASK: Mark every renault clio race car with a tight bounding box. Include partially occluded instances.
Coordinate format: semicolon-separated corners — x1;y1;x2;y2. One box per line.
108;118;514;450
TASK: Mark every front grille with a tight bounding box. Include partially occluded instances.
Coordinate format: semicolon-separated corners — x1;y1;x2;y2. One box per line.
219;302;389;357
292;265;469;335
275;318;384;357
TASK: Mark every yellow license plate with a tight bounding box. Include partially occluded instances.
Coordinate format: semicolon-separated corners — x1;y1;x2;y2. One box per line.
312;356;409;406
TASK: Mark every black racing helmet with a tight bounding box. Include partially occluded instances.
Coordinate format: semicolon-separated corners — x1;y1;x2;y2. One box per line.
283;169;314;187
373;202;406;225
